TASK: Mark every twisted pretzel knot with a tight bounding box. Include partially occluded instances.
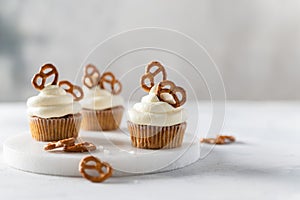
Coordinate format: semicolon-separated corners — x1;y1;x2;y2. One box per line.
99;72;122;95
82;64;101;89
141;61;167;92
156;80;186;108
200;135;236;145
58;80;84;101
82;64;122;94
44;137;75;151
32;64;59;90
79;156;113;182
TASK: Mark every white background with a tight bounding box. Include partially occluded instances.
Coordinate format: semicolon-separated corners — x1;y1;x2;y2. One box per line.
1;0;300;101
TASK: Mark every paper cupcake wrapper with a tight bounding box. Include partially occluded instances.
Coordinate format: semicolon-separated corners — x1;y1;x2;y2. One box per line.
81;106;124;131
29;114;82;141
127;121;187;149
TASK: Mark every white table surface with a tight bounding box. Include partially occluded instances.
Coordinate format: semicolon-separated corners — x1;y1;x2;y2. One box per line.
0;102;299;200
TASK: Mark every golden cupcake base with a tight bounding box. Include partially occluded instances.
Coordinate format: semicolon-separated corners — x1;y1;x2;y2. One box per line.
29;113;82;141
81;106;124;131
127;121;187;149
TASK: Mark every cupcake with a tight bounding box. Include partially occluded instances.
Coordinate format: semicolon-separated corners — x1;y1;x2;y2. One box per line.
27;64;84;141
81;64;124;131
127;61;187;149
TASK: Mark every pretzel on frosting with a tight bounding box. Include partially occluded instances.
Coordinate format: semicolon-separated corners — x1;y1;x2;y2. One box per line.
82;64;101;89
58;80;84;101
141;61;167;92
32;64;84;101
140;61;187;108
82;64;122;95
156;80;186;108
79;155;113;183
32;63;59;90
99;72;122;95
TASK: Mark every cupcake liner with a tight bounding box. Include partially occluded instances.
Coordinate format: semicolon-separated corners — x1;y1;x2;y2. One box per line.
127;121;187;149
81;106;124;131
29;114;82;141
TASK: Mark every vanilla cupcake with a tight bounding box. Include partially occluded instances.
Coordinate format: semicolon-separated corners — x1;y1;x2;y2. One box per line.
27;64;84;141
81;64;124;131
127;61;187;149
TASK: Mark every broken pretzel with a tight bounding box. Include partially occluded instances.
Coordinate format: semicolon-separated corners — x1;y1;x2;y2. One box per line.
44;137;76;151
200;135;236;145
44;138;96;152
64;142;97;152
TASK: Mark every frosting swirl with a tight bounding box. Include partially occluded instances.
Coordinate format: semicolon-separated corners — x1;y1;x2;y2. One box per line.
81;86;124;110
128;85;187;126
27;85;81;118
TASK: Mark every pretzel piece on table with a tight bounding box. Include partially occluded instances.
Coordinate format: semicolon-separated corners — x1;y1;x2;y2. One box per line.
44;137;76;151
200;135;236;145
64;142;97;152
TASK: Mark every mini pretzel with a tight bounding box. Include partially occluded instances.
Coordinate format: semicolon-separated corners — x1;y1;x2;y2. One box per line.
58;80;84;101
141;61;167;92
156;80;186;108
82;64;101;89
200;135;236;145
44;137;76;151
99;72;122;95
64;142;97;152
79;156;113;183
32;64;59;90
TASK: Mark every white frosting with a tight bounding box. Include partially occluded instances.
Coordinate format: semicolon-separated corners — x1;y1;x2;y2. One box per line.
128;85;187;126
27;85;81;118
81;86;124;110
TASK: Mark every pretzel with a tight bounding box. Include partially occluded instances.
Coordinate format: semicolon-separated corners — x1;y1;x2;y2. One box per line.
156;80;186;108
64;142;96;152
58;80;84;101
99;72;122;95
44;137;76;151
141;61;167;92
200;135;236;145
79;156;113;182
82;64;101;89
32;64;59;90
44;138;97;153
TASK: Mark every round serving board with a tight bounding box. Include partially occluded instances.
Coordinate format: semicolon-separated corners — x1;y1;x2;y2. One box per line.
3;129;200;177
